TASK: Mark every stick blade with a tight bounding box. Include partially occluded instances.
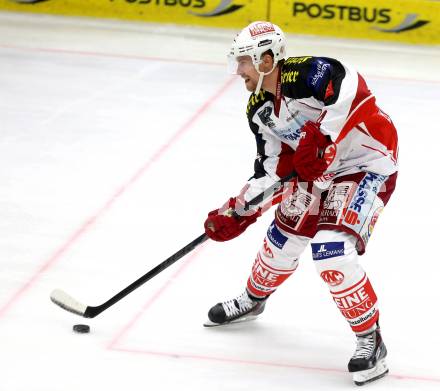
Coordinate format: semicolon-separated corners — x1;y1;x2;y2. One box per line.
50;289;87;317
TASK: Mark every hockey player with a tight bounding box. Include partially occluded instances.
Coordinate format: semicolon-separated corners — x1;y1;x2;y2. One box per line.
203;21;398;386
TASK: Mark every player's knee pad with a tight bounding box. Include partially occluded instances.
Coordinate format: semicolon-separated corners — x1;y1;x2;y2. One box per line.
247;221;308;298
310;229;379;333
311;230;362;290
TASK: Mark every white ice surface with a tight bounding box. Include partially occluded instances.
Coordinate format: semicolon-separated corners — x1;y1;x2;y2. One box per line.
0;11;440;391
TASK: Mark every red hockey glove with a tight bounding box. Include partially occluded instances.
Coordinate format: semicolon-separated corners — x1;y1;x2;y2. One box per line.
204;198;261;242
292;121;335;181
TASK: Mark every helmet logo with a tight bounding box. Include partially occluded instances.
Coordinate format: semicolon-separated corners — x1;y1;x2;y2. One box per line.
249;22;276;38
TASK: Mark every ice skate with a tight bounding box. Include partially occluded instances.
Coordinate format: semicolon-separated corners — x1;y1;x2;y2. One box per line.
348;325;389;386
203;290;267;327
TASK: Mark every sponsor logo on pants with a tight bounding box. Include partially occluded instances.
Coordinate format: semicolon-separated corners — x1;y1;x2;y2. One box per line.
311;242;345;260
267;222;288;249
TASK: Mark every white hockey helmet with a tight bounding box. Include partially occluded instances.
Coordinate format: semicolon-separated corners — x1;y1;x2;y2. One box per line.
227;21;286;94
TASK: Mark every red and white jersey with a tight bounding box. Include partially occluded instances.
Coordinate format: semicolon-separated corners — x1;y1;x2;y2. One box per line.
243;56;398;203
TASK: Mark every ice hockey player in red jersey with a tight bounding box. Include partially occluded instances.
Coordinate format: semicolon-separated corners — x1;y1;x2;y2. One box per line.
203;21;398;386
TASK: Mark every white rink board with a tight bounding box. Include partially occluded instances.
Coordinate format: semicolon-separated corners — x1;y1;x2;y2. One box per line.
0;12;439;391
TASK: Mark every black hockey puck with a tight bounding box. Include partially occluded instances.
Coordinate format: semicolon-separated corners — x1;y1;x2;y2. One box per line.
73;324;90;333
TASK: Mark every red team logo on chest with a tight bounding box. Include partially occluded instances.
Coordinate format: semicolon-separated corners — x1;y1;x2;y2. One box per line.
323;143;337;166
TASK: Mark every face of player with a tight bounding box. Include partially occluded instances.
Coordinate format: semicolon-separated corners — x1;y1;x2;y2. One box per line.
236;56;260;92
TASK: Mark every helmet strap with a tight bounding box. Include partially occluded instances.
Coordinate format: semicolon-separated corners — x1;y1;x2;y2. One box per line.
255;72;265;95
254;60;278;95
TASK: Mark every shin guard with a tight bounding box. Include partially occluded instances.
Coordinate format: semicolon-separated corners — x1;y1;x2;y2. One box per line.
311;230;379;333
247;221;308;298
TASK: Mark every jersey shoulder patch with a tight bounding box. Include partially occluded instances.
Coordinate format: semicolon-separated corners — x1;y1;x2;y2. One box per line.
280;56;315;99
281;56;314;84
305;57;333;96
281;56;345;103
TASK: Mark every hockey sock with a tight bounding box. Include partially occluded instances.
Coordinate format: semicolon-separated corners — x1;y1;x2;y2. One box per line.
331;273;379;333
247;222;309;298
311;230;379;333
246;248;298;298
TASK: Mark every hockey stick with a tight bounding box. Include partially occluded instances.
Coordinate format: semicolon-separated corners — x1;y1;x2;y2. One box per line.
50;171;297;318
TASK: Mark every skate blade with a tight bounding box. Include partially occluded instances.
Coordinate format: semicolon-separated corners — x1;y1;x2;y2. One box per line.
203;314;259;328
353;358;389;386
